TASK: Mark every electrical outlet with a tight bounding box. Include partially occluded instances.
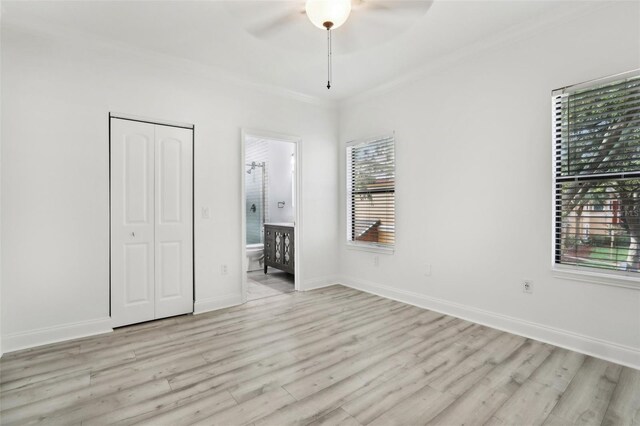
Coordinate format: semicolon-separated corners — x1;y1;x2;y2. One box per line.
202;207;210;219
522;280;533;294
221;264;228;275
425;264;432;276
373;256;379;267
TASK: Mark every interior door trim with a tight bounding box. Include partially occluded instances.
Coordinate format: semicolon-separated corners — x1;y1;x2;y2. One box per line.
108;113;196;320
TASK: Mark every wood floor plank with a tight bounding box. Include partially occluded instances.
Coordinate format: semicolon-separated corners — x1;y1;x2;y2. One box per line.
225;317;421;403
528;347;587;392
0;349;136;393
307;407;362;426
0;285;636;426
105;388;237;426
409;321;499;360
601;366;640;426
341;323;500;424
0;369;91;411
546;356;623;425
169;300;410;393
143;292;383;362
1;378;171;425
486;379;562;426
544;413;577;426
226;306;450;404
429;339;553;425
0;345;82;373
489;347;586;426
131;291;376;360
253;340;424;426
367;384;456;426
197;297;400;363
191;387;296;426
89;352;208;389
281;334;423;401
428;332;526;396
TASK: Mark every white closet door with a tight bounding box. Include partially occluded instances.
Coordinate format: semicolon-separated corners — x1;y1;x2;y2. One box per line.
111;118;194;328
154;125;193;319
111;119;156;327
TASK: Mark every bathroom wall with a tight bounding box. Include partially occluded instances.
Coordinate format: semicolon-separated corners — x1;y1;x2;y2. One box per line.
267;141;295;224
245;138;268;244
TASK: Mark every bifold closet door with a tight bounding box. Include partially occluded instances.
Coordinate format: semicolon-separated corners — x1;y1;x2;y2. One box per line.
111;119;155;327
154;124;193;319
111;118;193;328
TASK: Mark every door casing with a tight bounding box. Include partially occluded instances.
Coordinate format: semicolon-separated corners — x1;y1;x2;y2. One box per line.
240;128;302;302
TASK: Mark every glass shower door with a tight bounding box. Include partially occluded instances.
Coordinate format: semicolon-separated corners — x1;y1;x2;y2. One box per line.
246;164;264;245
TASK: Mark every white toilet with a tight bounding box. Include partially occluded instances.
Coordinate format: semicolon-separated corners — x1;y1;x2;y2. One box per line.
246;243;264;272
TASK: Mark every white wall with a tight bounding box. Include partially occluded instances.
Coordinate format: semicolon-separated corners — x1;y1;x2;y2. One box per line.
0;18;3;356
0;21;339;352
267;140;295;224
338;3;640;368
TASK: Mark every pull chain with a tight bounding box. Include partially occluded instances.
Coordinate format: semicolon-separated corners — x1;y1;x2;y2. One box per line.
327;28;332;89
323;21;334;89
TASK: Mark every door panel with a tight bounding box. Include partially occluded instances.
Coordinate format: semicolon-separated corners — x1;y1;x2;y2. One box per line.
159;137;182;223
125;135;151;224
154;125;193;318
158;241;182;298
124;243;152;303
111;119;155;327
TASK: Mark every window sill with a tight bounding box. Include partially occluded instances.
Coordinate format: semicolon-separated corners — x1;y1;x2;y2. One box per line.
552;265;640;290
346;243;394;255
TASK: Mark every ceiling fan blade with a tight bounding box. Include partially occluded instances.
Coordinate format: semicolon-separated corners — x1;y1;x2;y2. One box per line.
247;7;305;38
355;0;432;12
334;0;433;54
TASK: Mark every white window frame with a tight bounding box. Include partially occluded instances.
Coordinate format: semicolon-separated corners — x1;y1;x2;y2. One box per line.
346;134;396;254
551;69;640;290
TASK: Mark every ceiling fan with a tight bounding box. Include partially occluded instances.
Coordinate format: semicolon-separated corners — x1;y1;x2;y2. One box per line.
226;0;432;90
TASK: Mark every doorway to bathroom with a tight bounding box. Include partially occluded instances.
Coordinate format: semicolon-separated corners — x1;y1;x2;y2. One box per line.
241;129;300;302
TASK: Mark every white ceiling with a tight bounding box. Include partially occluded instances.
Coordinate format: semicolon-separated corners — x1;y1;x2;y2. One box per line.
2;0;586;101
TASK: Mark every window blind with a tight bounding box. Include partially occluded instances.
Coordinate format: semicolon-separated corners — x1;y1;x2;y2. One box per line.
347;135;395;249
554;70;640;273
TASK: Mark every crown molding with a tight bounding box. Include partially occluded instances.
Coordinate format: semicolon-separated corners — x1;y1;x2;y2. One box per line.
339;1;614;108
2;15;338;110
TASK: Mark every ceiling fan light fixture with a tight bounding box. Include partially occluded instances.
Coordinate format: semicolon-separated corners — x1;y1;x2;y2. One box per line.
305;0;352;30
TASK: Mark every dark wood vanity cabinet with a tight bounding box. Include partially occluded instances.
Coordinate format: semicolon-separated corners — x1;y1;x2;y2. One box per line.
264;224;294;275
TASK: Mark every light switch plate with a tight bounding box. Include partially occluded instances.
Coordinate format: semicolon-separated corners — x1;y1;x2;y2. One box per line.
425;264;432;276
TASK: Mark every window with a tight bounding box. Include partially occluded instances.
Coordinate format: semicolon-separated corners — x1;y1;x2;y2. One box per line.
554;70;640;274
347;135;395;250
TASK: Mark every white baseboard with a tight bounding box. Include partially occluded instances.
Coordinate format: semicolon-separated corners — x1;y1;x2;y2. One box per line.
194;293;243;315
300;276;340;291
2;317;113;355
338;276;640;370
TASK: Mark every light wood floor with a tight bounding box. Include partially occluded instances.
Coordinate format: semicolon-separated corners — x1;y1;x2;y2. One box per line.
0;285;638;425
247;270;295;301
